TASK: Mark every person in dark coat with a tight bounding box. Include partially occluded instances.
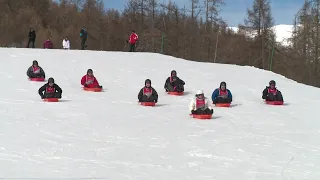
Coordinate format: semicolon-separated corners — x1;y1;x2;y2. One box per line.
27;60;45;78
80;27;88;50
138;79;158;103
262;80;284;102
164;70;185;92
38;78;62;99
27;28;36;48
211;81;232;104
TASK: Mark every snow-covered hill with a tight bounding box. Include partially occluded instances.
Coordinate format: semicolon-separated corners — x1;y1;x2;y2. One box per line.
229;24;294;46
0;48;320;179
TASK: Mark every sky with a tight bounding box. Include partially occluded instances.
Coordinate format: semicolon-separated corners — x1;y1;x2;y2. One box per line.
103;0;304;27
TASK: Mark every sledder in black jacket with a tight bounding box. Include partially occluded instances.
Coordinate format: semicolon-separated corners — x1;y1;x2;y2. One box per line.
164;70;185;92
262;80;283;102
38;78;62;99
138;79;158;102
27;60;45;78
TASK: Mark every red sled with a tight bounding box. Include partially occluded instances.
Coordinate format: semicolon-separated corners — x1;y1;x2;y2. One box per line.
190;114;212;120
140;102;156;106
83;87;103;92
29;77;45;82
265;101;284;105
43;98;59;102
167;91;184;96
215;103;231;107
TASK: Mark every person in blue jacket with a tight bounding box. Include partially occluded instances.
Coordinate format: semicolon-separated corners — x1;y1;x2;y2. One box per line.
211;81;232;104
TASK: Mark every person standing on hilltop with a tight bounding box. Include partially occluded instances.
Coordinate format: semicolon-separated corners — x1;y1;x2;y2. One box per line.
126;30;138;52
80;26;88;50
62;37;70;49
27;28;36;48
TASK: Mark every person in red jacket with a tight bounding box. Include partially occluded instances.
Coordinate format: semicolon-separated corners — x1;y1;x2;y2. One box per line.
43;38;53;49
127;30;138;52
81;69;102;88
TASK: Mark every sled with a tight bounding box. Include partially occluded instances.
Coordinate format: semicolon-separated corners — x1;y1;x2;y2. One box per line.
29;77;45;82
265;101;284;105
190;114;212;120
83;87;103;92
140;102;156;106
215;103;231;107
43;98;59;102
167;91;184;96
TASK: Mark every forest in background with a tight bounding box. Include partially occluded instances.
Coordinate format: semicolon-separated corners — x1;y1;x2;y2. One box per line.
0;0;320;87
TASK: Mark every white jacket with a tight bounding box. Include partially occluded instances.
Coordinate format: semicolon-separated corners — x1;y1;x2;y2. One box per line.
62;39;70;49
189;97;213;112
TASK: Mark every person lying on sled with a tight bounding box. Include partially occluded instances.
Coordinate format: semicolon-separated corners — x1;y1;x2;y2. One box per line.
81;69;102;88
38;77;62;99
27;60;45;78
164;70;185;92
262;80;283;102
138;79;158;103
189;90;214;115
211;81;232;104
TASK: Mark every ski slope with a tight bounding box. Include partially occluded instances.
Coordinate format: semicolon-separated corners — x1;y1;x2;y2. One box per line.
0;48;320;179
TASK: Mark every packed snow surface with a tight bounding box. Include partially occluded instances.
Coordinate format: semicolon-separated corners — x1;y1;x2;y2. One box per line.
0;48;320;179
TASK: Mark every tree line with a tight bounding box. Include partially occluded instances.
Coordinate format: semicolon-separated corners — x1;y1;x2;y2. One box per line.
0;0;318;87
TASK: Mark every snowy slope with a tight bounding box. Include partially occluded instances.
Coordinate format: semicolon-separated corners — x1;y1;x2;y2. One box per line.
229;24;294;46
1;48;320;179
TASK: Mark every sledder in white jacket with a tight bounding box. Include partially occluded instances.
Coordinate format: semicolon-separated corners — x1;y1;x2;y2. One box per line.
62;38;70;49
189;90;214;115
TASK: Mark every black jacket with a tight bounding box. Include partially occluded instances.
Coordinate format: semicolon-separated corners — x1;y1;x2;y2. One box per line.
138;86;158;102
262;86;283;101
29;30;36;40
38;83;62;97
27;66;45;78
164;76;185;89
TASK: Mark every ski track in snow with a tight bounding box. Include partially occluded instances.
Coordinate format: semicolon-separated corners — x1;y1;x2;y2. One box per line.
0;48;319;179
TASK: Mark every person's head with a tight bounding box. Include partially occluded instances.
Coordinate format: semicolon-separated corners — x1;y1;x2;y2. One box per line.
32;60;38;67
172;76;177;81
87;69;93;76
220;81;226;91
195;90;204;99
269;80;276;89
145;79;151;87
48;77;54;87
30;28;33;31
171;70;177;77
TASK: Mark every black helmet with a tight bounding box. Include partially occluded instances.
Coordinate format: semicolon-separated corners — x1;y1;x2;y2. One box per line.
87;69;93;74
145;79;151;85
48;77;54;83
269;80;276;85
33;60;38;65
172;76;177;81
171;70;177;76
220;81;226;88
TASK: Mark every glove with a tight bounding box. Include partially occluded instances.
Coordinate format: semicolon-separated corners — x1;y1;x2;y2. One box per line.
154;100;157;103
97;85;102;88
41;95;44;99
210;109;214;114
191;110;195;114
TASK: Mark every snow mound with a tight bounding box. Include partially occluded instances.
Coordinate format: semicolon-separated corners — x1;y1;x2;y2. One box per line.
0;48;320;179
